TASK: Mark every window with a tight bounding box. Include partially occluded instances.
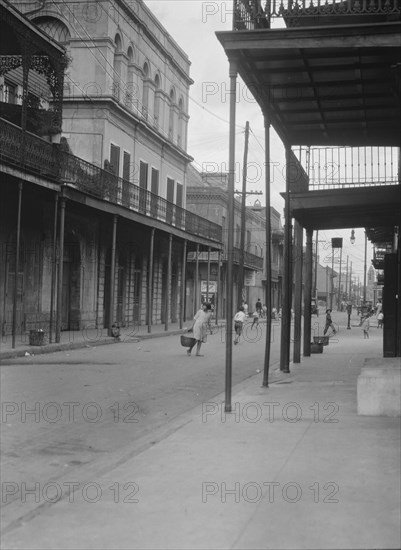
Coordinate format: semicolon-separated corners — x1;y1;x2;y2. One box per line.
166;177;175;224
176;183;183;227
139;161;148;213
150;168;159;217
154;74;160;128
122;151;131;207
110;144;120;176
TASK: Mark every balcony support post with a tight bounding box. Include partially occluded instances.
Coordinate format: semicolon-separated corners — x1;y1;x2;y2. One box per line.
207;247;211;304
165;234;172;331
180;239;187;328
293;220;303;363
280;144;292;372
55;193;66;343
303;228;313;357
49;193;58;343
11;181;23;349
147;228;155;333
107;215;118;337
194;244;199;315
262;112;272;386
225;59;238;412
216;250;221;325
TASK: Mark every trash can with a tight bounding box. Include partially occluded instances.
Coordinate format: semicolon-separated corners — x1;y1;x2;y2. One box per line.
310;342;324;353
313;336;329;346
29;329;47;346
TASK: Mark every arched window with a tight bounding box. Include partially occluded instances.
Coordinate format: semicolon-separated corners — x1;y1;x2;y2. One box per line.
113;34;122;100
142;62;149;118
126;46;137;111
169;88;176;140
178;97;184;147
153;73;160;128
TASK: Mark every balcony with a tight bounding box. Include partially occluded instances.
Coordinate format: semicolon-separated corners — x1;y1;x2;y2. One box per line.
0;118;223;243
188;247;264;271
295;146;399;190
0;118;60;180
233;0;401;30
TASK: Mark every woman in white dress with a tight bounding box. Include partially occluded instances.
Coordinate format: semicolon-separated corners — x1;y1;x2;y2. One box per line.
187;303;212;356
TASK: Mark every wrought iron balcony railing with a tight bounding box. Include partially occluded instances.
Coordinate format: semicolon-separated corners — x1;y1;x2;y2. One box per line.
60;153;222;241
221;247;264;270
233;0;400;30
0;118;223;243
294;146;400;189
0;118;60;180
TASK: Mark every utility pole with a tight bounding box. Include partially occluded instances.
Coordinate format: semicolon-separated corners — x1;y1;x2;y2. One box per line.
349;261;353;303
345;255;349;302
237;121;249;310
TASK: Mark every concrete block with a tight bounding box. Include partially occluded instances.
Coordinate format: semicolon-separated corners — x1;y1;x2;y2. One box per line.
357;359;401;416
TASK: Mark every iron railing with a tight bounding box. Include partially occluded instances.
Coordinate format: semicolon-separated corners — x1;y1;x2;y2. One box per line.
0;118;60;180
233;0;400;29
294;146;400;189
60;153;222;241
221;247;264;270
0;118;223;242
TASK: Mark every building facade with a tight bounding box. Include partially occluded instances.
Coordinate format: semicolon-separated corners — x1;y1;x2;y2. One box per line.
1;0;222;345
186;166;283;318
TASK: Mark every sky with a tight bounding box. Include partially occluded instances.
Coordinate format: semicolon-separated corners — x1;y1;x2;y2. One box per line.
145;0;374;282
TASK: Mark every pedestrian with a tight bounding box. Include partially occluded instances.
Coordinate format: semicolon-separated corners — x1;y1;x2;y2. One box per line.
272;307;277;320
262;304;268;319
255;298;262;317
361;313;371;339
323;309;336;336
243;302;248;317
233;306;247;345
187;303;212;356
251;309;259;329
377;311;384;328
375;299;382;315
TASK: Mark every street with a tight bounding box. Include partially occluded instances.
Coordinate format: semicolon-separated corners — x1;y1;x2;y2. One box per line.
1;318;282;534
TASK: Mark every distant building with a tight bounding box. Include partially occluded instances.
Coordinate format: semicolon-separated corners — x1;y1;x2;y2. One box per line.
185;165;284;317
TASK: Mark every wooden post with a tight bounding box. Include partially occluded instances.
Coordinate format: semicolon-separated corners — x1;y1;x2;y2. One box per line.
165;234;172;331
11;181;23;349
147;228;155;333
180;240;187;328
107;215;117;336
262;113;272;386
280;144;292;372
293;221;303;363
225;59;238;411
55;196;66;343
303;228;313;357
49;193;58;343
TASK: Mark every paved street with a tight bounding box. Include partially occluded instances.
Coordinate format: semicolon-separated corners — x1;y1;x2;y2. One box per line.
1;318;281;535
1;312;400;549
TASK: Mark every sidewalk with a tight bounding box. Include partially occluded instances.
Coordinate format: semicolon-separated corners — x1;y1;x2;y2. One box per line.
0;316;271;361
0;320;204;360
1;317;400;549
